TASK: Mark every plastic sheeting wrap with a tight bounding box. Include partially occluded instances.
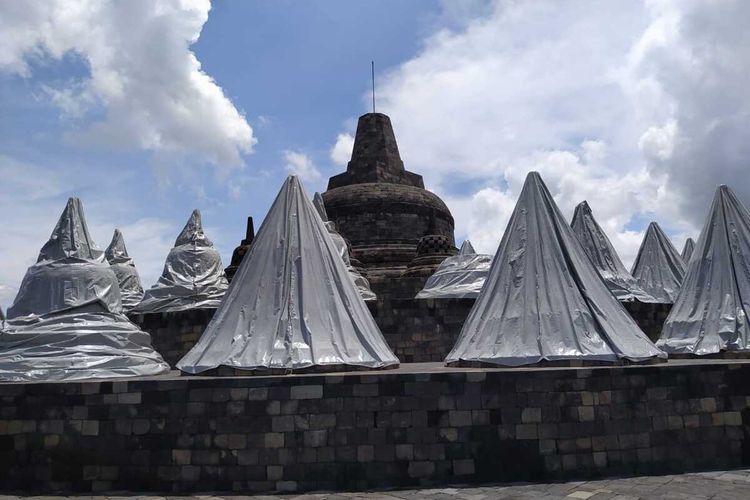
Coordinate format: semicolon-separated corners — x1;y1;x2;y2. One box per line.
134;210;228;313
313;192;376;301
571;201;657;303
0;198;169;382
681;238;695;264
659;185;750;354
631;222;686;303
105;229;144;312
415;240;492;299
178;176;399;373
445;172;665;367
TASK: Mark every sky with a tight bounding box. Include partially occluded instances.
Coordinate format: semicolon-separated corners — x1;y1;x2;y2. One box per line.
1;0;749;309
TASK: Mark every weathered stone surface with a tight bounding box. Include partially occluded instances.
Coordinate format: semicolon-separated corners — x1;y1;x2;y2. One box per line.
322;113;455;280
1;360;749;493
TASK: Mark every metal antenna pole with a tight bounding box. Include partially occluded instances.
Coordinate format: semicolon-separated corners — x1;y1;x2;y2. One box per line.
371;61;375;113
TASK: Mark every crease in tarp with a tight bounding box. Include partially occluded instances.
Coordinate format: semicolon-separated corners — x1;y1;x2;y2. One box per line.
105;229;144;312
445;172;665;367
415;240;492;299
313;192;377;301
177;175;398;373
0;197;169;382
631;222;686;303
681;237;696;264
570;201;658;303
659;185;750;354
134;209;228;313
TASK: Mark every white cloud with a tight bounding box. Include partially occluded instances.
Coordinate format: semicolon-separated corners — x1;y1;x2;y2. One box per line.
283;150;321;183
0;0;255;169
334;0;750;262
330;133;354;166
626;0;750;223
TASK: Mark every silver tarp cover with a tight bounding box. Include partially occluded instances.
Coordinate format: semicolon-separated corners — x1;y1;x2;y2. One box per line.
681;238;695;264
134;209;228;313
178;176;399;373
415;240;492;299
0;197;169;382
313;192;376;301
658;185;750;354
570;201;657;303
105;229;144;312
631;222;685;303
445;172;665;367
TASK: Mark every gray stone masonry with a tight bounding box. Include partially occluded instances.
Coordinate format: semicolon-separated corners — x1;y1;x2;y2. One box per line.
0;359;749;494
132;300;672;368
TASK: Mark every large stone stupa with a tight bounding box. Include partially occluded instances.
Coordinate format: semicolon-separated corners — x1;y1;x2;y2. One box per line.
322;113;456;289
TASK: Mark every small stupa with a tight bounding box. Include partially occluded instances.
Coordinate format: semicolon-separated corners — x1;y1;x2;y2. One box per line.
178;176;398;374
681;237;695;263
224;217;255;282
659;185;750;355
445;173;665;367
134;209;228;313
105;229;144;312
415;240;492;299
570;201;657;303
0;198;169;381
631;222;686;303
313;192;376;301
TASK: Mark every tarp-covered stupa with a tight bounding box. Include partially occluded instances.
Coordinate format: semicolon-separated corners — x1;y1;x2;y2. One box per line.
313;192;376;301
134;209;228;313
681;238;695;263
445;172;665;367
658;185;750;354
631;222;686;303
415;240;492;299
570;201;657;303
177;176;399;373
105;229;144;311
0;197;169;381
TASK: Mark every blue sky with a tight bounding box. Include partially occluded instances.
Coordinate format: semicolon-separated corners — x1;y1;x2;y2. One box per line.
2;0;750;308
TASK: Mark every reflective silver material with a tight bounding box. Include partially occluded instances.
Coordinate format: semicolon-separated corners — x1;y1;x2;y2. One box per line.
659;185;750;354
313;192;376;301
681;238;695;263
415;240;492;299
0;198;169;382
571;201;657;303
105;229;144;312
134;209;228;313
631;222;686;303
446;172;665;367
178;176;399;373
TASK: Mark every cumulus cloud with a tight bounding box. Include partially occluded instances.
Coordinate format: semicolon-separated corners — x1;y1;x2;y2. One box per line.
283;150;321;184
0;0;254;168
335;0;749;262
330;133;354;166
626;0;750;223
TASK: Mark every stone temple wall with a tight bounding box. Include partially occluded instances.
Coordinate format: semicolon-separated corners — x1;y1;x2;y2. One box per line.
130;309;216;367
132;300;673;368
1;361;748;493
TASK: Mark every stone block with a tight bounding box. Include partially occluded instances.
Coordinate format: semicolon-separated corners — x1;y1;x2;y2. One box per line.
291;385;323;400
516;424;538;440
522;407;542;423
264;433;284;449
357;445;374;463
408;461;435;478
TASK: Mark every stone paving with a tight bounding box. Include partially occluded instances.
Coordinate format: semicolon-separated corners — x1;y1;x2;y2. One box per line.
3;469;750;499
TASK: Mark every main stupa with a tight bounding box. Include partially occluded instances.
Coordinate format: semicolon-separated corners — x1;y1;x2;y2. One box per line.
322;113;456;290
